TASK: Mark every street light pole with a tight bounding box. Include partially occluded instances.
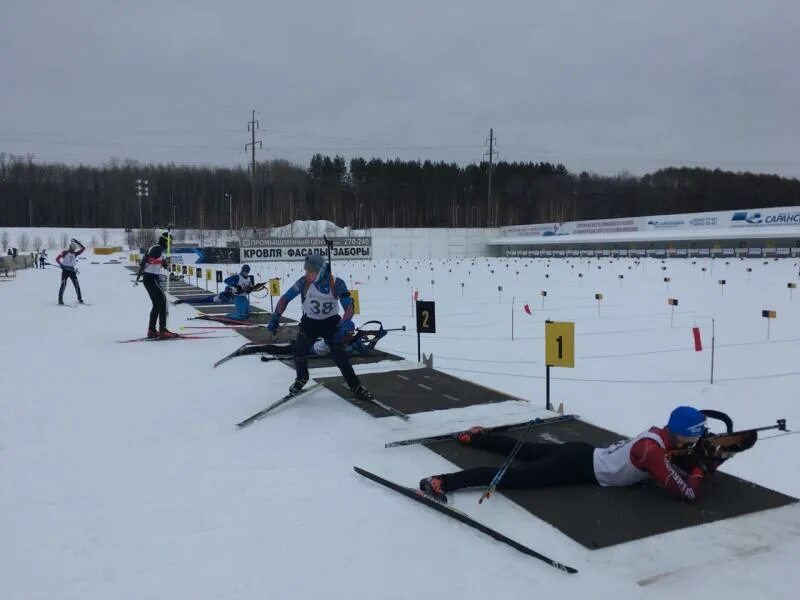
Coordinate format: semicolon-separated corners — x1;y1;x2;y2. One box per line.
135;178;149;230
225;193;233;233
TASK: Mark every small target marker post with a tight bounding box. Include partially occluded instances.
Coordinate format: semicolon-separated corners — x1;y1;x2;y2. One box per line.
718;279;726;297
205;268;212;291
544;321;575;411
664;276;671;293
541;289;547;309
762;310;776;341
668;298;678;327
498;285;503;304
595;293;603;318
215;270;223;293
788;282;796;302
618;274;624;288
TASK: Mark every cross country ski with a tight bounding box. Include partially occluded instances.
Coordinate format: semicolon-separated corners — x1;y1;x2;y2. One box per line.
353;466;577;574
236;383;324;427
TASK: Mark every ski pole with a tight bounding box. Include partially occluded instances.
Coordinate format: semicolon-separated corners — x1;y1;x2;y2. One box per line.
478;420;538;504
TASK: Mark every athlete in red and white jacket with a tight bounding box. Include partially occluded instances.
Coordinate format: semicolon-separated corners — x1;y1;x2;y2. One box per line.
56;239;85;304
134;231;177;339
420;406;713;504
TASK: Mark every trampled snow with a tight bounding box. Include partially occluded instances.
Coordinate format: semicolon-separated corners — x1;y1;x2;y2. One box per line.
1;245;799;599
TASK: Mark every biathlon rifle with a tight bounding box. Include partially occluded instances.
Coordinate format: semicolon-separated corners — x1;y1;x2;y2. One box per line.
668;416;787;460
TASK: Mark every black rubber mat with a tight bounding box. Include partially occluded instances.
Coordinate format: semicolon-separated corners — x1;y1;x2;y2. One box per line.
317;367;523;417
425;419;798;549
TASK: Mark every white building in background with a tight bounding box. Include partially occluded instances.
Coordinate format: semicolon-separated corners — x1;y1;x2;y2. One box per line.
489;206;800;258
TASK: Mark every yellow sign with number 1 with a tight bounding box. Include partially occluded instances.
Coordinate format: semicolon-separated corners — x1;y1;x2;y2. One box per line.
545;321;575;368
350;289;360;315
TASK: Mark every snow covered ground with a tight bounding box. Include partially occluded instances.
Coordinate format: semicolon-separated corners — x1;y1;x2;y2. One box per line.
1;249;799;599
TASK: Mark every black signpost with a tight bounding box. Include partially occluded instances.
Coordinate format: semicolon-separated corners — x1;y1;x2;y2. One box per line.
415;300;436;362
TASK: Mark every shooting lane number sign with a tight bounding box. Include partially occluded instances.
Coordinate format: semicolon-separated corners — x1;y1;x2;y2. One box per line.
415;300;436;362
545;321;575;368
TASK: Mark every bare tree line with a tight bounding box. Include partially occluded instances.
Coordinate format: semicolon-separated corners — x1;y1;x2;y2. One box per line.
2;152;799;232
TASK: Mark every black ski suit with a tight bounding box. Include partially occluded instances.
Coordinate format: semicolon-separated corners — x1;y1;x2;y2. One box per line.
438;432;597;492
138;243;167;331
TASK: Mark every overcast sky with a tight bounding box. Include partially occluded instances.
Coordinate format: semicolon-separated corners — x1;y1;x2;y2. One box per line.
2;0;799;177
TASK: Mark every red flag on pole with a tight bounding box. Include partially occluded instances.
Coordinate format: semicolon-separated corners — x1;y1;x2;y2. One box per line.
692;327;702;351
413;290;419;301
523;304;532;315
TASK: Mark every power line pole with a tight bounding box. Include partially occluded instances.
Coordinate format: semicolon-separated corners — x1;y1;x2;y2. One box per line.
484;128;497;228
245;110;262;228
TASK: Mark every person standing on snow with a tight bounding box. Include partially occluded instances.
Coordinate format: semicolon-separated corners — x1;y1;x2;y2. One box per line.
134;231;177;339
419;406;718;504
39;250;47;268
56;239;85;304
267;254;375;401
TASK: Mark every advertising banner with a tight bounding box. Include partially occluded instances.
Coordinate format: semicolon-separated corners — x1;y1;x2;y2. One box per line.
194;247;241;264
501;206;800;239
240;237;372;262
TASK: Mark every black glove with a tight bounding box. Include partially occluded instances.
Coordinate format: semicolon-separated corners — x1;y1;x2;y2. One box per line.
693;442;731;473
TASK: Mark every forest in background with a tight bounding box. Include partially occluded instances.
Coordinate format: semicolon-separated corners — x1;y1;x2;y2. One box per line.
1;152;799;230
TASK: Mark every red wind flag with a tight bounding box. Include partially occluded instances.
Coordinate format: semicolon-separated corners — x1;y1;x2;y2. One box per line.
523;304;532;315
692;327;702;351
413;290;419;301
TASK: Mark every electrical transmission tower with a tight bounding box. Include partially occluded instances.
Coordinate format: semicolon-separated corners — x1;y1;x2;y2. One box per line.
484;128;498;227
245;110;262;228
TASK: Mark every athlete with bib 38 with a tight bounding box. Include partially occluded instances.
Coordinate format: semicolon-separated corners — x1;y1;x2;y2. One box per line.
267;254;374;402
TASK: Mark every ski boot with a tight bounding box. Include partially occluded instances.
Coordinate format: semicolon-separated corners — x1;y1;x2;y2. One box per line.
146;329;159;339
457;426;487;444
289;378;308;395
419;476;447;503
158;329;179;339
351;384;374;402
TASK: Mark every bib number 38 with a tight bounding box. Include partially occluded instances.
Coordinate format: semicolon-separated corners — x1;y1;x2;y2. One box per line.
309;300;335;316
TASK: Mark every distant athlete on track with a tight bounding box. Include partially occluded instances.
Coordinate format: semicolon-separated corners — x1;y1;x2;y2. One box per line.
267;254;375;402
419;406;723;504
134;231;178;339
56;239;85;305
224;264;254;293
173;286;236;305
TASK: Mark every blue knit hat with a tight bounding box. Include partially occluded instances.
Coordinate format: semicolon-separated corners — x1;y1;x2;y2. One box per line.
667;406;707;437
240;264;251;275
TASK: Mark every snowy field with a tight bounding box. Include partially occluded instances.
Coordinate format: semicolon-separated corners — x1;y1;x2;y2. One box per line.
1;248;799;599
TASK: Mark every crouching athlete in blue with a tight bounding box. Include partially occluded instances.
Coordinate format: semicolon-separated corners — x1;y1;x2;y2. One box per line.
267;254;374;402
